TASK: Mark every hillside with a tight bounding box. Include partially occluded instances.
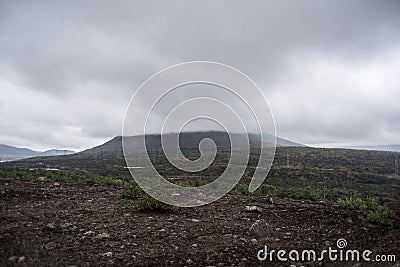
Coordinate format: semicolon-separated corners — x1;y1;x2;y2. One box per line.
1;134;399;266
80;131;304;157
0;144;75;161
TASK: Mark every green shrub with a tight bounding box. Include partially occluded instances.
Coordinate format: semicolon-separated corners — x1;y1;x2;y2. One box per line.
253;184;277;196
234;183;249;194
174;180;195;188
338;197;394;225
338;197;379;210
119;185;171;211
326;188;361;199
366;205;395;225
173;179;211;188
133;193;172;211
339;197;366;210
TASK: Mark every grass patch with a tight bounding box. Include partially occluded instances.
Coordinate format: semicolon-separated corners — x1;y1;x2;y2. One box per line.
119;184;171;211
338;197;379;210
338;196;395;225
366;206;395;225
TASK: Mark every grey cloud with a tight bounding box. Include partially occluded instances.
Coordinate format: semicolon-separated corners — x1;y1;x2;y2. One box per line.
0;0;400;149
2;0;400;95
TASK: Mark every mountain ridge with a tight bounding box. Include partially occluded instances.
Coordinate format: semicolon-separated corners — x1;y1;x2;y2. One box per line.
0;144;75;162
81;131;305;156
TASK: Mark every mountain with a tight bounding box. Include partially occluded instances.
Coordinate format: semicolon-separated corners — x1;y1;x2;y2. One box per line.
38;149;76;157
0;144;75;162
274;136;304;147
344;144;400;153
0;144;38;161
80;131;304;157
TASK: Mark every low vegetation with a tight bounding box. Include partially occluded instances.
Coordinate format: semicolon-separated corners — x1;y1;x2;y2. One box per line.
1;147;398;220
119;185;172;211
338;196;395;225
0;168;129;186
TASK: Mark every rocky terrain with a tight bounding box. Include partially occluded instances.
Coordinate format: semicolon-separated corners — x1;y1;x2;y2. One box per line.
1;178;399;266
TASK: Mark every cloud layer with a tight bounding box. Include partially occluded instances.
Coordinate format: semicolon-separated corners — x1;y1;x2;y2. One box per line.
1;0;400;150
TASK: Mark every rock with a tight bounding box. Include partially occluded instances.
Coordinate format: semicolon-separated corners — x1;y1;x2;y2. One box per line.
267;195;274;204
247;219;273;239
60;222;78;231
245;205;263;212
95;232;110;239
192;243;198;247
191;219;200;222
38;176;45;181
186;259;193;264
84;230;95;235
18;256;25;263
46;223;57;230
101;252;113;257
44;242;56;250
346;217;353;224
54;182;60;186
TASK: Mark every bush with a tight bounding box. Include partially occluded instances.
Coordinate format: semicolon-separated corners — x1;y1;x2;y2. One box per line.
119;185;171;211
338;196;395;225
338;197;379;210
253;184;277;196
366;205;395;225
134;193;172;211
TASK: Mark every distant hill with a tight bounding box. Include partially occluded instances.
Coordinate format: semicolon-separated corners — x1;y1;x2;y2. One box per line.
0;144;75;161
80;131;304;157
344;145;400;153
37;149;76;157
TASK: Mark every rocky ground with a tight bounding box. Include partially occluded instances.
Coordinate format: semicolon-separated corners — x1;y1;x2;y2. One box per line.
0;178;399;266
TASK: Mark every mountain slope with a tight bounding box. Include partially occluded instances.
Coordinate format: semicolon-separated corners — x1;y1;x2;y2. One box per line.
38;149;76;157
81;131;304;157
0;144;38;161
0;144;75;161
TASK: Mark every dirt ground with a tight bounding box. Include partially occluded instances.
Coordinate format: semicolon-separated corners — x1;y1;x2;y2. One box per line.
0;178;399;267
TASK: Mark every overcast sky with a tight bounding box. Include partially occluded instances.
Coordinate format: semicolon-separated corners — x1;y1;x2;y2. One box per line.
1;0;400;151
